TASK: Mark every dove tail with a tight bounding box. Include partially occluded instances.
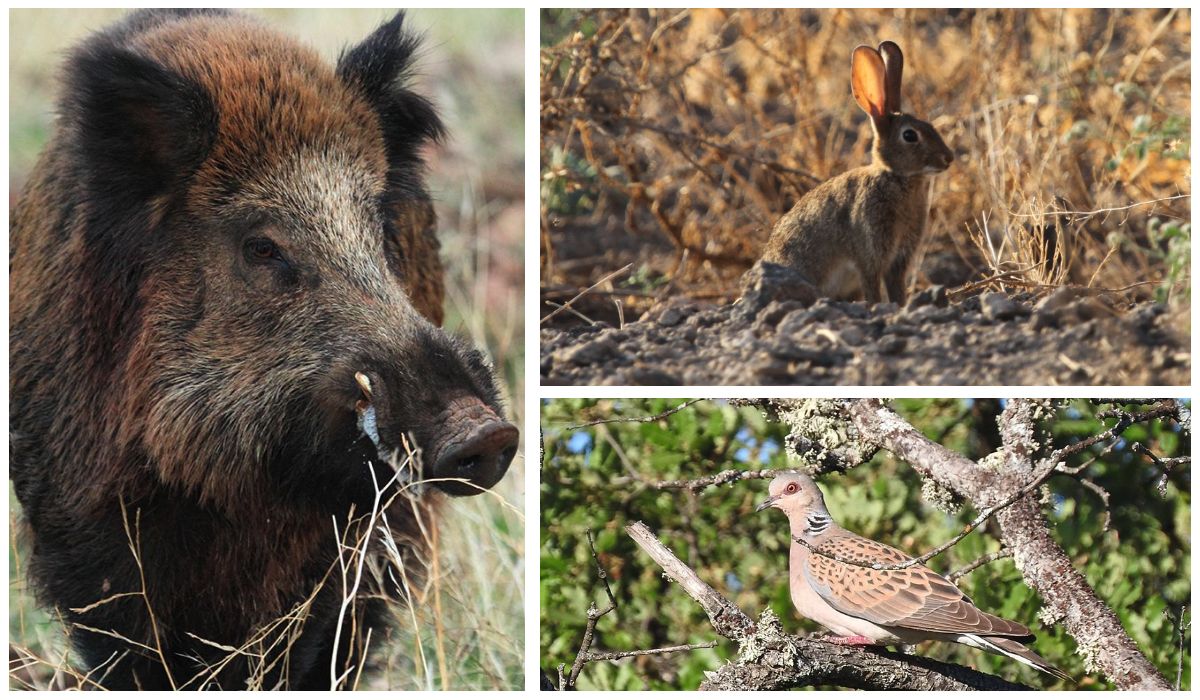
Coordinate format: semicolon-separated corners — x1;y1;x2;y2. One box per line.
962;633;1073;682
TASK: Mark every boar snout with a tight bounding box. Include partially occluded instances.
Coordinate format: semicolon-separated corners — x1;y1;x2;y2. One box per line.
427;396;518;496
342;323;517;497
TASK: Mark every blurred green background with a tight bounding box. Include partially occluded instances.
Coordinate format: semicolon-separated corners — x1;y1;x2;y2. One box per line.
541;399;1190;690
9;9;524;691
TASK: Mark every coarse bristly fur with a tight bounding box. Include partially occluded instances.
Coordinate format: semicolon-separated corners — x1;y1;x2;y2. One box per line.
761;41;954;305
10;9;515;690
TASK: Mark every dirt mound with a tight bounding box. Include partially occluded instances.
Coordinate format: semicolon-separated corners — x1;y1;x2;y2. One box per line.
541;289;1189;386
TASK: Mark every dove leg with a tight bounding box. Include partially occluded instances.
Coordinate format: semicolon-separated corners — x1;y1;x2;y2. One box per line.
824;635;875;646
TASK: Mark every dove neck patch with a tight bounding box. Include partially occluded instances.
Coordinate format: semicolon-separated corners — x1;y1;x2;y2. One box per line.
806;513;831;535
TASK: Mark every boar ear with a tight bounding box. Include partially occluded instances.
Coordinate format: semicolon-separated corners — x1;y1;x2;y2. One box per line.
65;43;217;207
337;11;445;177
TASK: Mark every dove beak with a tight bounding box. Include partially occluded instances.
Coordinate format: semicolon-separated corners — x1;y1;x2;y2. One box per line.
755;495;779;512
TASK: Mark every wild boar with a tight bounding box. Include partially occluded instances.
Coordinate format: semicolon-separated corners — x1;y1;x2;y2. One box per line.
10;9;518;689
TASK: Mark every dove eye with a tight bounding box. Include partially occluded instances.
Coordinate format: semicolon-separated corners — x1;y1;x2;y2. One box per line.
786;483;798;494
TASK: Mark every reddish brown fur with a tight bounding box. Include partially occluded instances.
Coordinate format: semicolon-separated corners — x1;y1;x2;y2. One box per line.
11;10;510;690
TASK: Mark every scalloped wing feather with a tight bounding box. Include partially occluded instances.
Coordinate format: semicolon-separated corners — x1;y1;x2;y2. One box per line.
802;529;1032;638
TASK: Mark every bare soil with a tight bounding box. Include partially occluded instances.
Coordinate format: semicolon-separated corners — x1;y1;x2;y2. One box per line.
540;287;1189;386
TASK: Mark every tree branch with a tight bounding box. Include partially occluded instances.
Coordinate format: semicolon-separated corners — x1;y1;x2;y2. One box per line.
948;548;1013;584
625;521;1032;691
561;530;619;689
654;468;776;492
626;521;754;641
560;398;706;431
698;637;1031;691
846;398;1174;690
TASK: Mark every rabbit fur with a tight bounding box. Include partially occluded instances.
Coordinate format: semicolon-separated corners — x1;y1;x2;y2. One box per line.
761;41;953;305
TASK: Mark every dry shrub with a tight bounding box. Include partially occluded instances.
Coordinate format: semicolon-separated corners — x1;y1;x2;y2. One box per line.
541;9;1190;316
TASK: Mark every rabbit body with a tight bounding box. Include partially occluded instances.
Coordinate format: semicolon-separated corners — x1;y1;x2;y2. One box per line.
761;41;952;305
763;163;932;304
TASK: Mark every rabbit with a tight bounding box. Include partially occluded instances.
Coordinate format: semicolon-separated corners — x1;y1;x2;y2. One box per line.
761;41;953;305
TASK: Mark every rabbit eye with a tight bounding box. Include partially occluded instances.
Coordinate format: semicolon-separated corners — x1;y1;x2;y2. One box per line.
903;128;920;143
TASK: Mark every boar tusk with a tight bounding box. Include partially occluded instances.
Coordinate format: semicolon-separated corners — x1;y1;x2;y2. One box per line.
352;372;385;464
354;371;373;400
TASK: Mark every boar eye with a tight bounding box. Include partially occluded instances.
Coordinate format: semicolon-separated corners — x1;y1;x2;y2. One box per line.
244;237;283;265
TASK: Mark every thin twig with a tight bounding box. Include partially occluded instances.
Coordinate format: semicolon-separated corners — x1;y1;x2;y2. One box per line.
948;265;1042;298
583;641;719;662
119;500;177;689
1174;605;1188;691
1078;478;1113;531
330;460;400;689
541;299;598;326
1005;193;1189;219
1093;401;1181;422
1057;401;1180;462
565;603;616;688
541;262;634;324
1054;452;1102;476
561;527;716;688
587;529;617;614
1130;442;1190;497
563;398;705;431
948;275;1153;303
655;468;776;492
564;529;619;688
948;548;1013;583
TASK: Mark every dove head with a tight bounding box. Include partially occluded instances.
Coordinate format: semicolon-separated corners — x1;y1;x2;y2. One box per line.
755;471;830;520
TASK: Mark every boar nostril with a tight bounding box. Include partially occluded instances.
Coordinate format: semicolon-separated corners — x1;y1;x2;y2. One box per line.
431;420;518;496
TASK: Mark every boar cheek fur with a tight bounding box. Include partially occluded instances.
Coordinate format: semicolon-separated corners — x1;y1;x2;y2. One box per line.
10;9;505;690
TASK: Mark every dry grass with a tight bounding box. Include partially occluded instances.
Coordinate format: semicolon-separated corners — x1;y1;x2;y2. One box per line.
541;9;1190;319
10;461;523;690
9;8;523;691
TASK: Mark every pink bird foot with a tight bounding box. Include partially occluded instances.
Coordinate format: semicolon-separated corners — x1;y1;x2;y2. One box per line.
824;635;874;646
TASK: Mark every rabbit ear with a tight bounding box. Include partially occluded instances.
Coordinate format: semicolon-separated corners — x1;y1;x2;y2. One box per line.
878;41;903;114
851;45;888;125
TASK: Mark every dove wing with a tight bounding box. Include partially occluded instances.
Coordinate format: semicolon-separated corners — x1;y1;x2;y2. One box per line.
801;529;1032;638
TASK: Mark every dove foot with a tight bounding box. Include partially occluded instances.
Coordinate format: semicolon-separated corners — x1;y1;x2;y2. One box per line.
824;635;875;646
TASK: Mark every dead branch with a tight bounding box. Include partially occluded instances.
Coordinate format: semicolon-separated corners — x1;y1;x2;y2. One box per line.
562;398;706;431
626;521;754;641
561;530;619;689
